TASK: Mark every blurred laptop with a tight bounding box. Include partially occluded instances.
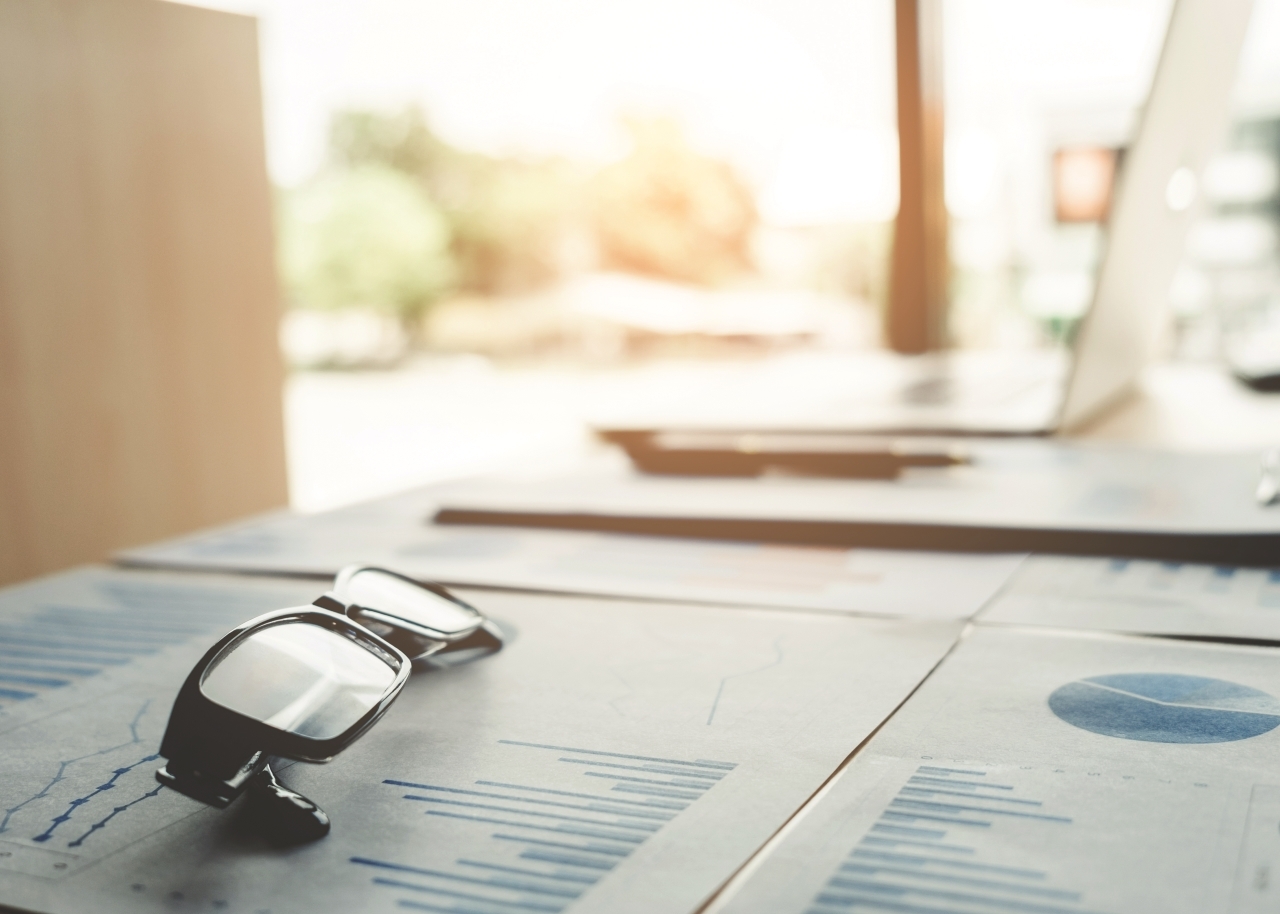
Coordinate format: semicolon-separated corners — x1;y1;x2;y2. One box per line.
597;0;1254;443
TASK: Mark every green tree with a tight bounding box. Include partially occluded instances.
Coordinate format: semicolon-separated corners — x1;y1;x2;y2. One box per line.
326;107;576;295
280;164;453;336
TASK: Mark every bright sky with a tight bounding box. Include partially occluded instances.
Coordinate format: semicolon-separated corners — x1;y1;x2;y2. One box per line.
177;0;1280;224
188;0;895;188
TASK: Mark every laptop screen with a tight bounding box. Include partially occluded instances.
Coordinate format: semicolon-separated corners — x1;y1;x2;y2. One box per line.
1057;0;1254;429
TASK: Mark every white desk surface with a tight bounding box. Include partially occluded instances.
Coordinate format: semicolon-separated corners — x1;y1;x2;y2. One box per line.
1071;362;1280;451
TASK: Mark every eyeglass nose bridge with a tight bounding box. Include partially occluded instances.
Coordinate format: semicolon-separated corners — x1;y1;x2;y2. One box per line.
313;591;455;658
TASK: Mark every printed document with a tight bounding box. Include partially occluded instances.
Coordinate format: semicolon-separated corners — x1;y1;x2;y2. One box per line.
0;566;963;914
434;442;1277;535
981;555;1280;641
712;626;1280;914
120;489;1022;620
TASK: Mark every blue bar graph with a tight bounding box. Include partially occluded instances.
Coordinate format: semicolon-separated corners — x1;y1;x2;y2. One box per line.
352;740;738;912
1088;558;1280;610
1263;570;1280;608
805;764;1111;914
0;579;278;709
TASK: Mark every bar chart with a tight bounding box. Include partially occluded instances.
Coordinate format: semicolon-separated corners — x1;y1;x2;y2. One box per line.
352;739;737;913
980;557;1280;641
0;577;290;708
806;764;1103;914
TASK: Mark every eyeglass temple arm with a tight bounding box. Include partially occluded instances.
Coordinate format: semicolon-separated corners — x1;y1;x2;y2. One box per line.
312;592;504;657
156;749;268;808
435;618;504;655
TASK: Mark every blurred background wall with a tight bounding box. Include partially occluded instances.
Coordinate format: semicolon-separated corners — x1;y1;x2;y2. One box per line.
5;0;1280;564
0;0;288;586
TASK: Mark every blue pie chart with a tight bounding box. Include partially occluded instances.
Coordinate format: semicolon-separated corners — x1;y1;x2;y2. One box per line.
1049;673;1280;743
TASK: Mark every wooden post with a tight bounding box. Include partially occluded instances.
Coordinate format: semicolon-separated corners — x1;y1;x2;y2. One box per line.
0;0;289;586
887;0;949;353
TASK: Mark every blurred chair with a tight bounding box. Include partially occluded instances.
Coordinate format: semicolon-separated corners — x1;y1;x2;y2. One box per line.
0;0;288;586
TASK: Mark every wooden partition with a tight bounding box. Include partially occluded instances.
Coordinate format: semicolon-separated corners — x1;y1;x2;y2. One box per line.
0;0;288;586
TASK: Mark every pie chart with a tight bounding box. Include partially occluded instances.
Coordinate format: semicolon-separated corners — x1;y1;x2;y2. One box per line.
1049;673;1280;744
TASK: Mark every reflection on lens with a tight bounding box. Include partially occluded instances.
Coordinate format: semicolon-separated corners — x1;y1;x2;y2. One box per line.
202;623;395;739
342;569;478;635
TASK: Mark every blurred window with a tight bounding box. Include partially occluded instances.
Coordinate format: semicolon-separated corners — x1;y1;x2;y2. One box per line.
1179;0;1280;366
1052;147;1119;224
942;0;1173;346
190;0;1280;363
200;0;902;364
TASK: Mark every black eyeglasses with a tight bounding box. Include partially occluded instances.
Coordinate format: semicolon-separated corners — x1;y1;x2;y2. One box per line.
315;564;504;663
154;567;502;842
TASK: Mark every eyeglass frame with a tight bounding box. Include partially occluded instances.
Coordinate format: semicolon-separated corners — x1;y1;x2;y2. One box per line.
155;567;503;811
314;564;504;662
157;605;411;808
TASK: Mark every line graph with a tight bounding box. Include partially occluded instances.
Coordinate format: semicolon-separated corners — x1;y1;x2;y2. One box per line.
0;700;152;837
32;748;162;845
707;637;785;725
352;739;737;912
0;572;331;883
65;784;165;849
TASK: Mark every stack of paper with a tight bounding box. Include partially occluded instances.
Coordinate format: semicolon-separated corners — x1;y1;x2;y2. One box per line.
11;445;1280;913
119;489;1024;621
981;555;1280;641
432;442;1280;564
711;627;1280;914
0;567;962;914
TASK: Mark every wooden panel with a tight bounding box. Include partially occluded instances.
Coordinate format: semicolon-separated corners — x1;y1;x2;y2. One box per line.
0;0;288;586
886;0;949;353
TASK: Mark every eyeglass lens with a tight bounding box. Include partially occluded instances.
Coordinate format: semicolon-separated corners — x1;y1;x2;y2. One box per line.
342;568;479;634
201;623;395;739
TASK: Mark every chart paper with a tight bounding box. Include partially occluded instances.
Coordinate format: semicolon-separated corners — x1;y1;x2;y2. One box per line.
980;555;1280;641
120;488;1021;621
0;567;962;914
713;626;1280;914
